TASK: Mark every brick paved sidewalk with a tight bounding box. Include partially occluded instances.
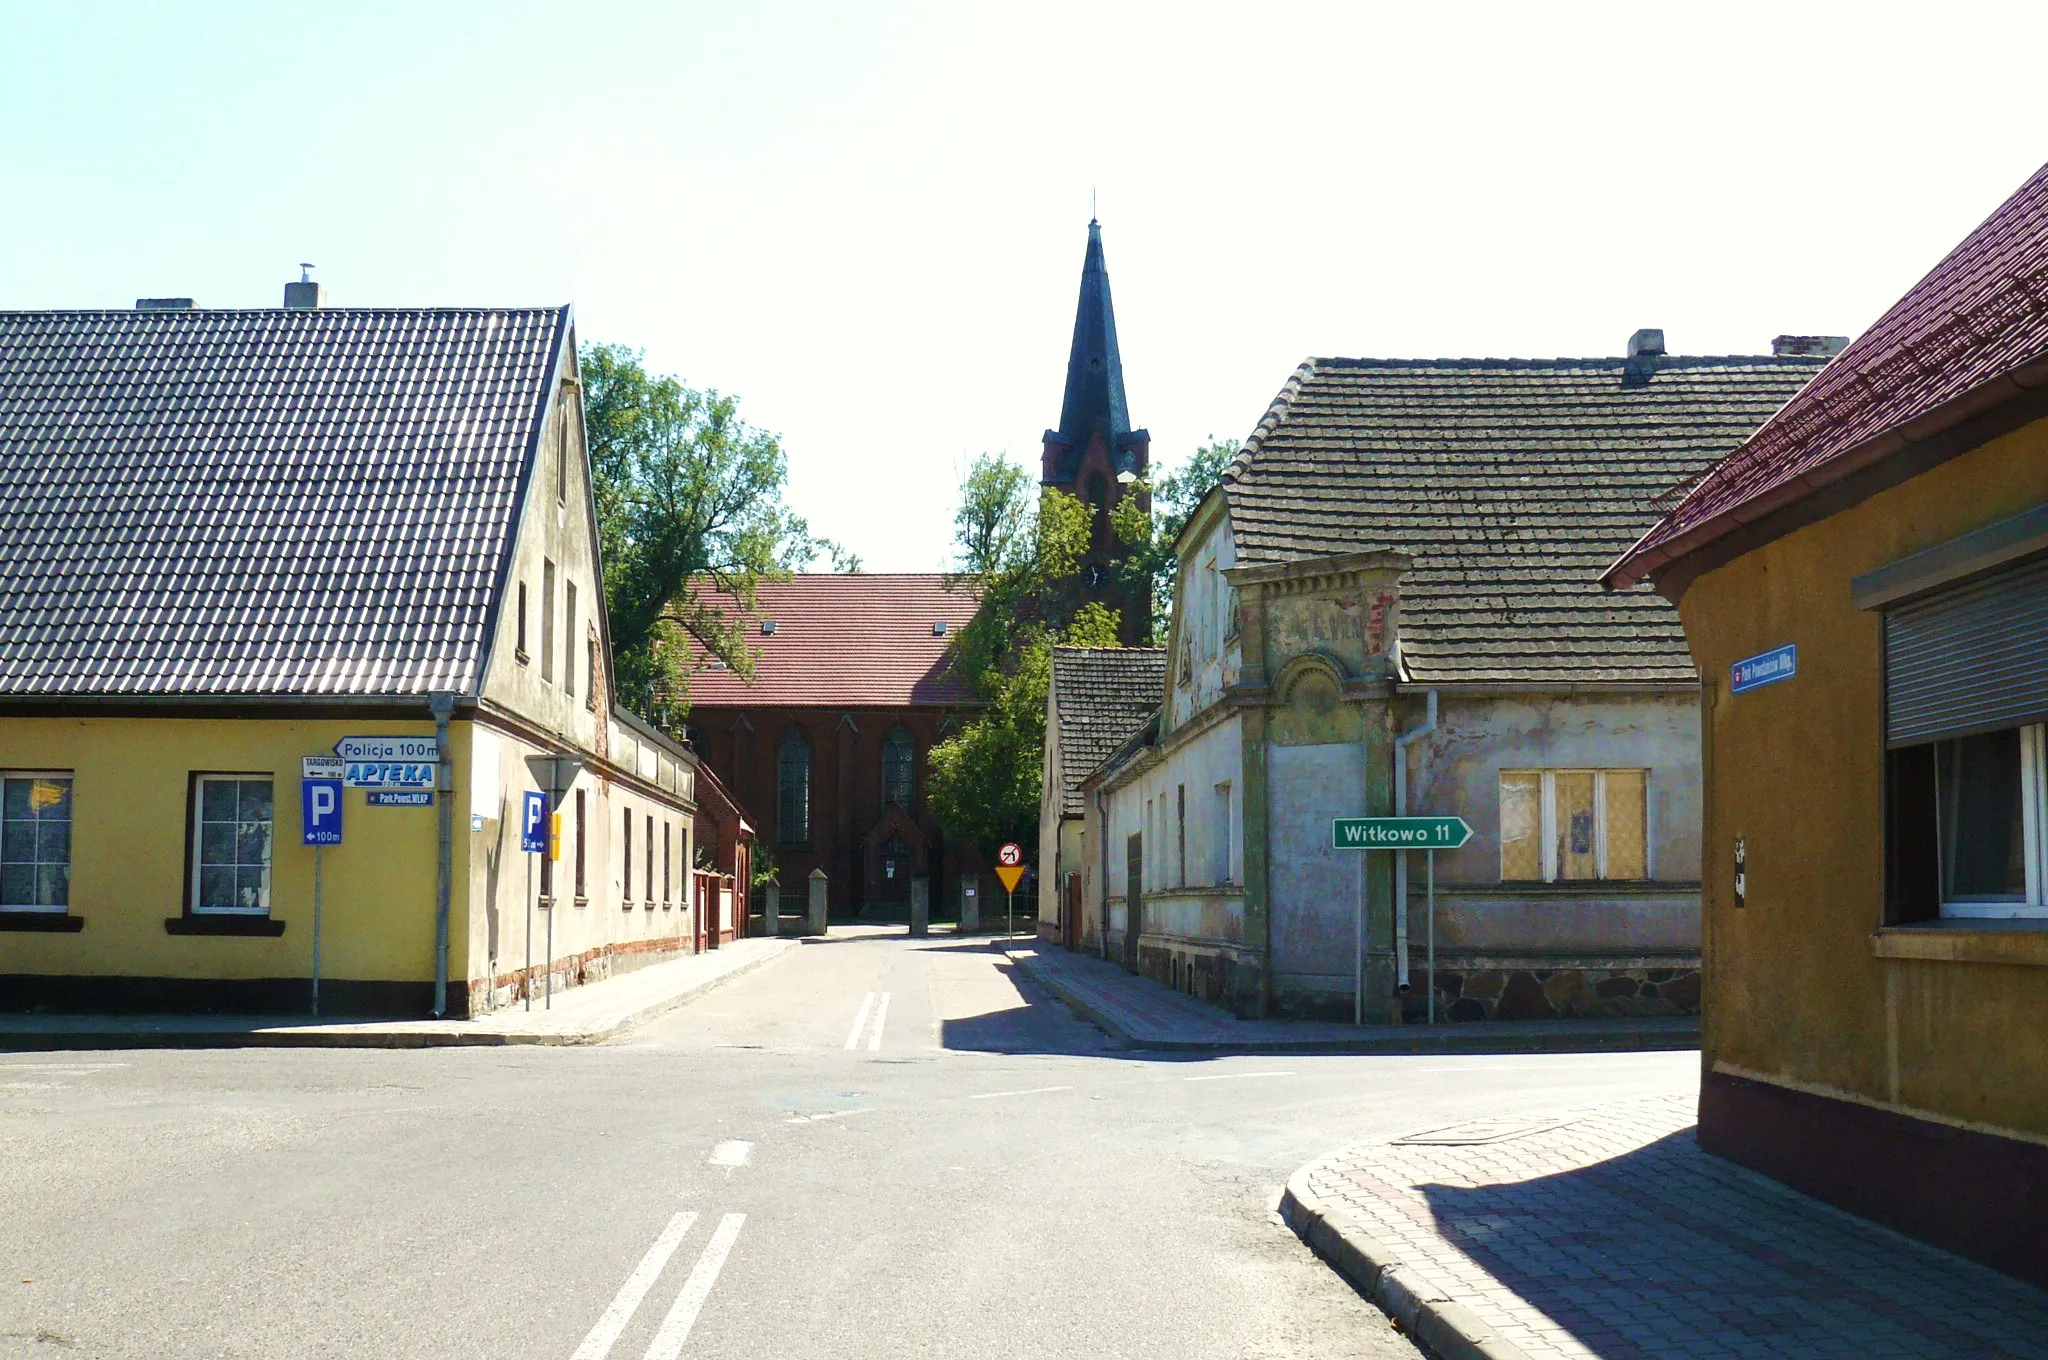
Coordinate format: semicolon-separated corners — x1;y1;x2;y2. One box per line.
1008;944;1698;1055
1284;1094;2048;1359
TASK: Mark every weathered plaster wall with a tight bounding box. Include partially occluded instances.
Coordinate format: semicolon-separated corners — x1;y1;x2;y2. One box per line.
1682;413;2048;1141
1168;510;1241;729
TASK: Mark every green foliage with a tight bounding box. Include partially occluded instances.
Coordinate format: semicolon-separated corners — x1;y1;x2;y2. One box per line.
1112;437;1240;642
580;343;850;713
927;455;1118;854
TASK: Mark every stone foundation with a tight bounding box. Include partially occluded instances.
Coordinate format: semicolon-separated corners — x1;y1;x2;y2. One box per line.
1401;964;1700;1023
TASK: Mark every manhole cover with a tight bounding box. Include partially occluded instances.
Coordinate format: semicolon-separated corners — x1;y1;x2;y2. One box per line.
1391;1117;1569;1146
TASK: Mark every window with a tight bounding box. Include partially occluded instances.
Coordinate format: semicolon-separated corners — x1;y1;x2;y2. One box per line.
192;776;274;913
1499;769;1648;882
2;773;72;912
555;416;567;505
1890;724;2048;920
778;728;812;845
587;637;599;711
1176;785;1187;888
516;581;530;663
882;727;914;809
662;820;672;905
622;806;633;904
645;814;654;907
541;559;557;683
574;788;587;901
564;581;578;699
1212;782;1231;886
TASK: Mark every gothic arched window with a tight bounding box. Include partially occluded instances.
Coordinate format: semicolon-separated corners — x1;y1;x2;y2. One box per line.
777;727;811;845
883;727;915;810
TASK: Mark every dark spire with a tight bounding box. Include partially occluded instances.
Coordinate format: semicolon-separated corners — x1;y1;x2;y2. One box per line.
1055;219;1130;452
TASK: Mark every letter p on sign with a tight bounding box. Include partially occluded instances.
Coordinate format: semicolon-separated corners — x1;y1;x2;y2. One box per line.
301;778;343;847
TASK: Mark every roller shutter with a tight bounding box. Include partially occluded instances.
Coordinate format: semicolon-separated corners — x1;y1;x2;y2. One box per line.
1885;555;2048;747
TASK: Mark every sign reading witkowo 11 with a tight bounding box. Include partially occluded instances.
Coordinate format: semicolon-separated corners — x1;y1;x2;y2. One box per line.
1331;816;1474;850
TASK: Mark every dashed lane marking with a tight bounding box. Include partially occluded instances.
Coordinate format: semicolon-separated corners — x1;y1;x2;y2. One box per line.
640;1213;746;1360
968;1085;1075;1101
568;1211;698;1360
844;992;876;1050
1183;1070;1295;1082
866;991;891;1052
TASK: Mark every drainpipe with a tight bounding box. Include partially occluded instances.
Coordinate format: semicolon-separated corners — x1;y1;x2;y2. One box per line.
429;691;457;1018
1096;787;1112;962
1393;690;1438;1003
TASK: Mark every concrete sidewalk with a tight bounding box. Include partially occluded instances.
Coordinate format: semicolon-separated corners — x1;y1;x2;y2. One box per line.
1005;943;1698;1054
0;935;796;1050
1283;1094;2048;1360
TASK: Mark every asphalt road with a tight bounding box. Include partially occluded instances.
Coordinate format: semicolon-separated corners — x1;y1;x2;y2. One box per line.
1;929;1699;1359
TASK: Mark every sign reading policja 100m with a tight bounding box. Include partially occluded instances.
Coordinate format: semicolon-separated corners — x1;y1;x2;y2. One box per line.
335;736;438;789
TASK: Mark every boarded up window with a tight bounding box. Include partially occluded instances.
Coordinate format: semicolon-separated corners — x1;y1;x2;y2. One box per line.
1603;770;1648;880
1554;772;1599;880
1499;772;1543;880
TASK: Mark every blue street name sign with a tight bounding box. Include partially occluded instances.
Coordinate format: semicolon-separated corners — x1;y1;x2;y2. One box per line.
367;790;434;808
520;790;550;853
301;778;343;846
1332;816;1473;850
344;760;437;789
1731;644;1797;695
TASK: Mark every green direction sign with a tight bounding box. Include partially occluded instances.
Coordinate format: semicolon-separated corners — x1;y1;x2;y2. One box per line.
1332;816;1473;851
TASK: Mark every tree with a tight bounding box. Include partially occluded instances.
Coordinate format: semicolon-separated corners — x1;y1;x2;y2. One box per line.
1111;437;1240;642
926;455;1116;854
579;344;848;711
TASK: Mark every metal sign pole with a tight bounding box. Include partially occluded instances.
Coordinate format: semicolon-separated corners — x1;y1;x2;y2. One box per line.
524;850;533;1012
1354;852;1364;1027
1007;889;1014;938
1426;849;1436;1026
312;845;323;1018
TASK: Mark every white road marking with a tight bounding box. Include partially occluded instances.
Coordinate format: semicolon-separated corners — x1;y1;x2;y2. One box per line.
568;1211;698;1360
640;1213;746;1360
1183;1070;1295;1082
866;992;891;1051
0;1062;129;1072
708;1140;753;1168
969;1085;1075;1101
785;1108;871;1124
844;992;876;1049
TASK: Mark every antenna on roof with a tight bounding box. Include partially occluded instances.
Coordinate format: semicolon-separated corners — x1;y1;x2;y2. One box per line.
1090;187;1097;223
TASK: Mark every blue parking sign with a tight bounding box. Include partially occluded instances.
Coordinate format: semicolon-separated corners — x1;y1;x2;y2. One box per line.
520;790;550;853
301;779;344;846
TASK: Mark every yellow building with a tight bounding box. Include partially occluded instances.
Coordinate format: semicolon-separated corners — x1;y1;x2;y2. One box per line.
1607;164;2048;1287
0;290;735;1017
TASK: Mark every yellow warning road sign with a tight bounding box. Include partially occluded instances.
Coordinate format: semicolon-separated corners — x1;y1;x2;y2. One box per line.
994;864;1026;894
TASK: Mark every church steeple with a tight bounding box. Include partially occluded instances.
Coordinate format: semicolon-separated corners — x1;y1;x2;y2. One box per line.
1042;219;1148;489
1055;220;1130;455
1039;218;1152;646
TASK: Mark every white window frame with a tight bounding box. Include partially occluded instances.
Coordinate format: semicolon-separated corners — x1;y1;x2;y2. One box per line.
1939;722;2048;920
191;774;275;916
1502;768;1652;884
1;770;74;913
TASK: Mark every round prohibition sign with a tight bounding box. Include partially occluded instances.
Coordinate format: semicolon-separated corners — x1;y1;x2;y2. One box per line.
996;842;1024;867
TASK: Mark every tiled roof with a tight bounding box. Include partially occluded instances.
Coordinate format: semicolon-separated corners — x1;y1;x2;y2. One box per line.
0;306;567;697
1609;163;2048;587
1049;646;1165;817
678;574;980;709
1224;354;1824;684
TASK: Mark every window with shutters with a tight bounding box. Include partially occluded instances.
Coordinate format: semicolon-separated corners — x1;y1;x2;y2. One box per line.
1865;539;2048;923
1499;769;1649;882
778;728;812;846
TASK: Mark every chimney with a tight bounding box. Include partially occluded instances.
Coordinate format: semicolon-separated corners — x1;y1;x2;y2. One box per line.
1773;334;1849;357
1627;328;1666;359
135;298;196;311
283;262;325;310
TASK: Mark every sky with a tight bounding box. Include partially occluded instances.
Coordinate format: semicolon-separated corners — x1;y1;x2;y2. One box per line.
5;2;2048;571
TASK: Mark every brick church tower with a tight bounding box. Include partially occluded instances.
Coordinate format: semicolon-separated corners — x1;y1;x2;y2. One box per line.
1041;219;1152;645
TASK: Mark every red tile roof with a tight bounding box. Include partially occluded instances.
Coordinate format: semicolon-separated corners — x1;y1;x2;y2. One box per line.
1607;162;2048;588
676;574;981;709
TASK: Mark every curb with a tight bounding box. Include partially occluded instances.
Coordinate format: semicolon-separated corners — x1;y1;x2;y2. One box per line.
1280;1156;1532;1360
1006;949;1698;1055
0;938;796;1051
